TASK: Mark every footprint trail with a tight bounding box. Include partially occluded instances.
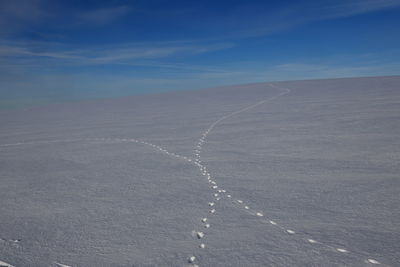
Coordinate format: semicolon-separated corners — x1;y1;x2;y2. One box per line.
0;84;387;266
188;84;384;266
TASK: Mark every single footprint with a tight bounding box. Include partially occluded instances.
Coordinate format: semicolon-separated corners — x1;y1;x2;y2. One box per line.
0;260;15;267
55;262;72;267
197;232;205;239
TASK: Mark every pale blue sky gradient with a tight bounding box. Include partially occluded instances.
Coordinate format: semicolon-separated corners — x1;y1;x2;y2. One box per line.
1;0;400;108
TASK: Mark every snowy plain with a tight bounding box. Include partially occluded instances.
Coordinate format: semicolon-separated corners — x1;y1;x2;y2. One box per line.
0;76;399;266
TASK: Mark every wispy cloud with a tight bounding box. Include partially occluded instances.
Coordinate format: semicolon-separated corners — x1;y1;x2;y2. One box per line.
77;6;131;25
1;1;399;41
0;0;399;109
0;41;235;66
312;0;400;19
0;1;132;38
204;0;400;39
216;60;400;83
260;62;400;81
86;42;234;64
0;0;47;35
1;51;399;110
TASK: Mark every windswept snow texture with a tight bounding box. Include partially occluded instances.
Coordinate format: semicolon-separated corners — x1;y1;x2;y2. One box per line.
0;76;400;266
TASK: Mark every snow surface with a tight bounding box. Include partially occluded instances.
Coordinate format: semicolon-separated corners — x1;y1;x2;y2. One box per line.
0;76;399;266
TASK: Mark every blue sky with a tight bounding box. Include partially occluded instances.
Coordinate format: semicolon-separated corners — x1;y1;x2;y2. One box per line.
1;0;400;108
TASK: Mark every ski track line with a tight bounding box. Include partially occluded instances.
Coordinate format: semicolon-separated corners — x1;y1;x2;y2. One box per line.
188;84;385;266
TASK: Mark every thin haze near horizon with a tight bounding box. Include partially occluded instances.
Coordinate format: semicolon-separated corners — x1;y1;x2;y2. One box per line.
0;0;400;109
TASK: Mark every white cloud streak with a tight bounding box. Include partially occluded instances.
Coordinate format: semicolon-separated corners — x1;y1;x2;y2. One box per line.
0;0;47;35
0;41;235;67
314;0;400;18
203;0;400;39
77;6;131;25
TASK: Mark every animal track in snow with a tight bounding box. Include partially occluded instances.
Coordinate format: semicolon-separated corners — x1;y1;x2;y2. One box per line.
0;84;385;266
196;232;205;239
188;256;196;263
1;137;201;266
368;259;381;265
188;84;384;266
0;260;15;267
